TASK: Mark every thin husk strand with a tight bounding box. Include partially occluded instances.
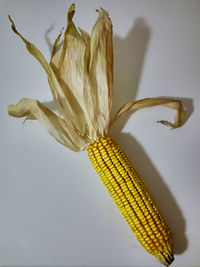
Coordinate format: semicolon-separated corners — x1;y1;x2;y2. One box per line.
51;27;64;60
109;97;185;130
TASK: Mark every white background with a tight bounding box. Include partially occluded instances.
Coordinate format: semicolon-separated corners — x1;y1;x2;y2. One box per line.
1;0;200;266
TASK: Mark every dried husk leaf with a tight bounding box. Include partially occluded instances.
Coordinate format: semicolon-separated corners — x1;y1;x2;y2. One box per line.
8;4;114;151
88;8;113;136
51;27;64;60
53;4;87;103
8;14;82;133
110;97;185;129
8;13;88;148
8;98;88;151
51;6;113;138
50;4;92;137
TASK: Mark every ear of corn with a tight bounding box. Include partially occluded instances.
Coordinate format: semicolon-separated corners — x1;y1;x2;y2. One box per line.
8;4;186;265
88;136;174;266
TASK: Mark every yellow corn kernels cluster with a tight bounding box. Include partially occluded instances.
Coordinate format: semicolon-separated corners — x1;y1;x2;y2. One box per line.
88;136;174;266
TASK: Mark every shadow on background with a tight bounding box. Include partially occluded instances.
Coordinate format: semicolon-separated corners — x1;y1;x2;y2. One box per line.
43;17;193;255
44;23;55;54
45;24;64;55
112;18;150;117
110;130;188;255
110;18;191;255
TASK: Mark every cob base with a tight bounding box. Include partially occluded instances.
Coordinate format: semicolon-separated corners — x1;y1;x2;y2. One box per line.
88;136;174;266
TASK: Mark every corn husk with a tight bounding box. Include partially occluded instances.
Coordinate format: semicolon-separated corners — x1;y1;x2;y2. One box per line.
8;4;185;151
109;97;185;130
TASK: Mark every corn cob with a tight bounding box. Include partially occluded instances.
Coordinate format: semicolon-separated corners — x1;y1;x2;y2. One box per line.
88;136;174;266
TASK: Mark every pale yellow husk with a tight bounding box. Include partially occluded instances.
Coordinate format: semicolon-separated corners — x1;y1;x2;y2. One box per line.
8;4;185;151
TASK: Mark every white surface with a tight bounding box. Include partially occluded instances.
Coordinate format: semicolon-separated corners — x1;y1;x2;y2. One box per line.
1;0;200;266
